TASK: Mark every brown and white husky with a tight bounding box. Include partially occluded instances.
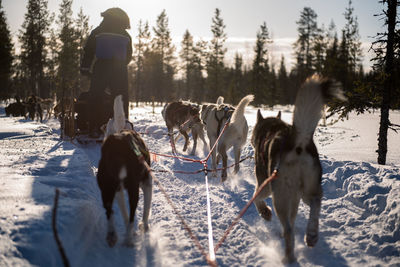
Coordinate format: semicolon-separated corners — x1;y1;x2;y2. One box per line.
251;75;345;263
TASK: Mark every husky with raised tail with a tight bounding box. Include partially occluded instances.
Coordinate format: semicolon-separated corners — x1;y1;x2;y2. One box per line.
103;95;133;139
97;129;153;247
201;95;253;181
251;75;345;263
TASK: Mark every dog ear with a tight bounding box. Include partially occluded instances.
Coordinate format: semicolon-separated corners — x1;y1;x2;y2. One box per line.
277;111;281;119
257;109;263;122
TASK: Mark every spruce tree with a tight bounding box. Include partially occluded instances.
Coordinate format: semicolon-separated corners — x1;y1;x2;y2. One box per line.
75;7;90;95
293;7;319;80
19;0;51;97
0;0;13;99
312;24;327;75
328;1;365;120
57;0;79;103
324;21;341;79
337;0;363;96
191;39;207;102
152;10;176;102
226;52;244;104
252;21;271;105
277;55;290;104
180;29;195;99
46;27;58;98
371;0;399;164
206;8;227;101
343;0;363;73
132;20;150;105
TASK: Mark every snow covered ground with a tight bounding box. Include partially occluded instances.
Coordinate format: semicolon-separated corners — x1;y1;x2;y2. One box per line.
0;102;399;267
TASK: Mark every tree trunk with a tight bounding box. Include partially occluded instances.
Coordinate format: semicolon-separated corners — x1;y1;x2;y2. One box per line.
377;0;397;165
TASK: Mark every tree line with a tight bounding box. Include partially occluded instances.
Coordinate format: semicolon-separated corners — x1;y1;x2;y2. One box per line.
0;0;399;164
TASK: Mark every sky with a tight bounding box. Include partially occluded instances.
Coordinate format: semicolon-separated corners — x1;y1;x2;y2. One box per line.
3;0;384;70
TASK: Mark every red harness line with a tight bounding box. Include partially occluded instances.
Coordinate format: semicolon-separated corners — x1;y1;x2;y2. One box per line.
149;155;252;176
178;114;199;130
151;168;206;175
150;151;202;163
213;170;279;253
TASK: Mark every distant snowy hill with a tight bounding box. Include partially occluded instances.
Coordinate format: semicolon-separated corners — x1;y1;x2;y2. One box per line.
0;103;399;267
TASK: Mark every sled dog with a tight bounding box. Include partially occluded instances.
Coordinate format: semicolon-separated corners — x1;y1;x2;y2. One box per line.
5;96;26;117
163;100;206;155
200;96;233;178
38;95;56;120
97;129;153;247
26;95;43;122
103;95;133;139
251;75;345;263
201;95;253;181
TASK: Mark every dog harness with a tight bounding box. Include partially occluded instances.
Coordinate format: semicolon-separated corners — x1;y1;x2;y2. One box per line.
215;105;234;136
127;133;149;163
258;132;283;173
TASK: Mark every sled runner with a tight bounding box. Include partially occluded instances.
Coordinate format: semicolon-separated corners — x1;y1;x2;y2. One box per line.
75;134;104;145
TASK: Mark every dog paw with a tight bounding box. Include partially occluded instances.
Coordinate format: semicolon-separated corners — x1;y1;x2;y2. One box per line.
233;166;240;174
106;231;118;247
221;171;228;182
259;206;272;221
139;222;149;232
221;175;227;183
305;232;318;247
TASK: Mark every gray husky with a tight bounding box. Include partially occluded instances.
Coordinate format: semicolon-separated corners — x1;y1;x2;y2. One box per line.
251;75;344;263
201;95;253;181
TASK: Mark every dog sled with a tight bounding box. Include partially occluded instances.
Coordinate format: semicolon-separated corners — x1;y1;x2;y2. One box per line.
60;91;112;144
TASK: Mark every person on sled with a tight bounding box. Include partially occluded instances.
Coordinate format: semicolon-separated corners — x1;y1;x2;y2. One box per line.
80;7;132;137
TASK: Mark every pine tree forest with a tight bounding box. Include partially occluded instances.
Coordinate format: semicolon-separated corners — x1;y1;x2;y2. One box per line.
0;1;399;164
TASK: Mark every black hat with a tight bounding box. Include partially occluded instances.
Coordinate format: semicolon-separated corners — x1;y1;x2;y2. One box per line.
101;7;130;29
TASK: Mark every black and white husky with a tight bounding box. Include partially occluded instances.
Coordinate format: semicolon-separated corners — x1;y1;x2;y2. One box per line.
251;75;345;263
97;129;153;247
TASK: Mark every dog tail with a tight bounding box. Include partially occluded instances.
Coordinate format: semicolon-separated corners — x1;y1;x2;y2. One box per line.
293;75;345;145
113;95;126;133
216;96;224;105
231;94;254;124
